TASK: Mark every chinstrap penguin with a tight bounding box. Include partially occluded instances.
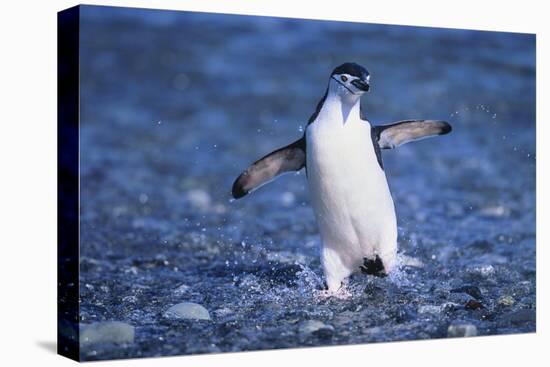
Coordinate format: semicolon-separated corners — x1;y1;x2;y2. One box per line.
232;62;451;292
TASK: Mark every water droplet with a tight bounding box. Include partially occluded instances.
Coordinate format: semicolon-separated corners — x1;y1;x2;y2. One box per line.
139;193;149;204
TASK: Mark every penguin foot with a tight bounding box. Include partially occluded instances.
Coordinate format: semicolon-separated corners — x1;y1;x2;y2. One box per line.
318;281;351;299
360;256;387;277
322;280;343;292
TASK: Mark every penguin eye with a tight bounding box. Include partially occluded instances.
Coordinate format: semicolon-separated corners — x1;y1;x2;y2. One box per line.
340;75;348;82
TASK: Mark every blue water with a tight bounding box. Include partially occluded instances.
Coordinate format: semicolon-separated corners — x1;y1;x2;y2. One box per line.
76;5;535;361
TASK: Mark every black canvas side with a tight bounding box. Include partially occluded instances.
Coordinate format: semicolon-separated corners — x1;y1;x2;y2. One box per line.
57;5;80;362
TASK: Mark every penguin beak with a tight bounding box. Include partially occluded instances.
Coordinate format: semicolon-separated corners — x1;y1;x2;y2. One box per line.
351;78;370;92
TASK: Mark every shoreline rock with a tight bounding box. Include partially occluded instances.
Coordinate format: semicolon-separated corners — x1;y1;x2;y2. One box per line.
299;320;334;337
80;321;135;345
447;324;477;338
164;302;211;321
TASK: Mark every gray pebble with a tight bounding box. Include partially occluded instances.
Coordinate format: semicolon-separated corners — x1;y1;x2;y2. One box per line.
497;295;515;307
164;302;211;320
81;321;135;345
299;320;334;335
447;324;477;337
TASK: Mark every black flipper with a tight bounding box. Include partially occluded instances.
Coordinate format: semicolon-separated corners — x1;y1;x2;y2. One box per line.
373;119;452;149
232;138;306;199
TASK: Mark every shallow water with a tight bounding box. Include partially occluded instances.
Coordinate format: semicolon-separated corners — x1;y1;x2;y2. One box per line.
76;5;535;361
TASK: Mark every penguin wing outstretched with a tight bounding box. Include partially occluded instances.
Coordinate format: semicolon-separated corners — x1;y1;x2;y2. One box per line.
373;119;452;149
232;137;306;199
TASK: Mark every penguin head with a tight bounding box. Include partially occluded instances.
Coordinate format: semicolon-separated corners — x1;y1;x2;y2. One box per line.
328;62;371;99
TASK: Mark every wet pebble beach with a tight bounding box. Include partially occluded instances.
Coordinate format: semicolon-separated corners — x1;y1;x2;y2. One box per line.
75;6;535;361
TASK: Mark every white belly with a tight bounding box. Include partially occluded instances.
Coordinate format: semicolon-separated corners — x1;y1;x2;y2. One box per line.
306;115;397;290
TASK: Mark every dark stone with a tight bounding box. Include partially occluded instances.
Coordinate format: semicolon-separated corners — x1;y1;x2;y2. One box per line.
451;285;483;299
312;327;334;339
465;299;484;310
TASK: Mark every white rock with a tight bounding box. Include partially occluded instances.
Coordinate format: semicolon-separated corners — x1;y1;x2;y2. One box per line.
479;265;495;276
418;305;442;314
447;324;477;337
470;264;495;277
80;321;135;345
164;302;211;320
498;295;515;307
299;320;334;334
